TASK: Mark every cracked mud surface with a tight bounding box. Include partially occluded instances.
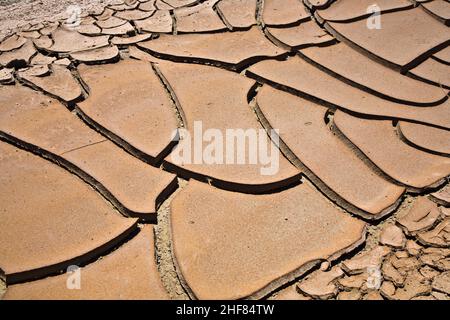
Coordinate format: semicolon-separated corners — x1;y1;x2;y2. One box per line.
0;1;118;39
0;0;449;300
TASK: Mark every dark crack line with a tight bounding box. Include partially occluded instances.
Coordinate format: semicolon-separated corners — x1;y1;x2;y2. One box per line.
162;159;303;195
213;2;233;31
0;172;140;286
138;42;289;73
15;63;86;111
74;104;177;167
324;20;450;74
59;139;108;156
296;51;448;107
252;95;403;221
151;62;186;128
396;124;450;159
245;69;450;132
0;131;165;223
314;4;415;24
329;118;446;193
406;70;450;91
420;2;450;26
170;9;177;35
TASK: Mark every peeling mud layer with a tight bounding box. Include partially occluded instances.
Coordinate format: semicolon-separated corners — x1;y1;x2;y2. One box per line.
0;0;449;301
154;178;189;300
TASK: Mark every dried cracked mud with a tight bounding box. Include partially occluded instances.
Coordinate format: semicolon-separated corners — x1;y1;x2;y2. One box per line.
0;0;449;300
